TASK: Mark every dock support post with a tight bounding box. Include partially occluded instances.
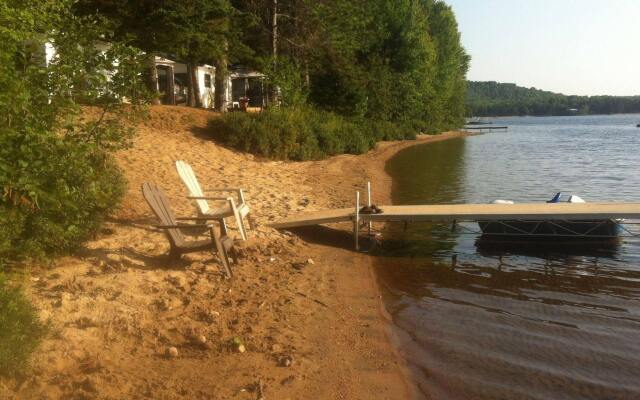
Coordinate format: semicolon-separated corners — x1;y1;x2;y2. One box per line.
354;191;360;251
367;182;372;236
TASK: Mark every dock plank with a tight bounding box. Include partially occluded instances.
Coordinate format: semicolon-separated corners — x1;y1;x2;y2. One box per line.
269;208;353;229
269;203;640;229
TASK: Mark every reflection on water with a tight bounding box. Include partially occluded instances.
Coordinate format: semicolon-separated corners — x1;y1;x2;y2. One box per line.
377;115;640;400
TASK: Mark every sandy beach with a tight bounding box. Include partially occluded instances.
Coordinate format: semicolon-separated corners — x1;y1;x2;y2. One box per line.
1;106;469;399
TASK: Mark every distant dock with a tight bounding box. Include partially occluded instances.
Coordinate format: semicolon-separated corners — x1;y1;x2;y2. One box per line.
463;125;508;130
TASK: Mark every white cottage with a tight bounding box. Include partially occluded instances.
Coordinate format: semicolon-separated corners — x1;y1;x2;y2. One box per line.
44;41;262;111
228;67;267;110
154;57;216;109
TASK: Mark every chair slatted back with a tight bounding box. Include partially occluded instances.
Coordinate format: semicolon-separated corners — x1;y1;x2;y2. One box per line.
175;160;210;215
141;182;185;248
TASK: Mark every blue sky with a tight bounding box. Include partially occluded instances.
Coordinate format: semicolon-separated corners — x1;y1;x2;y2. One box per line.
447;0;640;96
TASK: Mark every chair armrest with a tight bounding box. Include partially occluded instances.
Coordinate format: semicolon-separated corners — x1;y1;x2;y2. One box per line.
175;217;224;221
204;188;245;192
187;196;233;201
155;223;213;230
186;197;238;215
203;188;246;204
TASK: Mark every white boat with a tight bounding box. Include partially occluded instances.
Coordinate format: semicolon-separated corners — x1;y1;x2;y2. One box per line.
478;192;622;238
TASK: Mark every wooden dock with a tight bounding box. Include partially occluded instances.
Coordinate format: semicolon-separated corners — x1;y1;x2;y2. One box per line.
270;202;640;249
270;208;355;229
270;203;640;229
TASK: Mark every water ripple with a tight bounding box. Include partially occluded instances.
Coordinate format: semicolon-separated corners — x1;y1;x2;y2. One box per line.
380;114;640;400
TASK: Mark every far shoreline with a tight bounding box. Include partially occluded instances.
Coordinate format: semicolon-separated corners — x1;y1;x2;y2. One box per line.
469;112;640;118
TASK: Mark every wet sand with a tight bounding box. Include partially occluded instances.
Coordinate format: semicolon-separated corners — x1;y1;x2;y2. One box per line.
1;106;469;399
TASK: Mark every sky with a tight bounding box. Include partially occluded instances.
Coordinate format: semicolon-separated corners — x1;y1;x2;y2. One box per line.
446;0;640;96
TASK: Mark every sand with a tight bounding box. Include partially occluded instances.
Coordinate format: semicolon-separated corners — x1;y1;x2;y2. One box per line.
0;106;469;399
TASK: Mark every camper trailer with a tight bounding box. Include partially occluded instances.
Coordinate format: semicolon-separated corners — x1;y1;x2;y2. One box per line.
154;57;216;108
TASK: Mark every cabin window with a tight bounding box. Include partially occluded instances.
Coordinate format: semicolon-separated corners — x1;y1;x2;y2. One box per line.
204;73;212;88
231;79;245;102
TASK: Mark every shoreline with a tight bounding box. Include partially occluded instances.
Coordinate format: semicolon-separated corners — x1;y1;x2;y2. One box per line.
2;106;472;399
330;130;474;400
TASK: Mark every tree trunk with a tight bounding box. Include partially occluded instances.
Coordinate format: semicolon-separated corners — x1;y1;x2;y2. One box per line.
187;63;202;108
192;63;202;108
166;65;176;105
304;61;310;88
187;64;195;107
214;58;228;112
146;54;161;105
272;0;278;71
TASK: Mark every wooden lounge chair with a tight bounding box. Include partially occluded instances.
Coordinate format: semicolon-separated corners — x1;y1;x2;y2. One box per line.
141;182;235;278
175;160;250;241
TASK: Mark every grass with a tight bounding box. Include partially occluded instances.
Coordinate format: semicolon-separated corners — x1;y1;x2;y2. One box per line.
0;272;46;377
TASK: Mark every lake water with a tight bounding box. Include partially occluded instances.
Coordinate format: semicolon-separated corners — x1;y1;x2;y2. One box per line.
377;114;640;400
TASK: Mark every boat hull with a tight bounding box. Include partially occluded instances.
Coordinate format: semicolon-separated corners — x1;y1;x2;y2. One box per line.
478;219;622;238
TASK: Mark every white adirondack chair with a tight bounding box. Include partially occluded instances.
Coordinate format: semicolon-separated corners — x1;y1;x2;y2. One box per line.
175;160;250;241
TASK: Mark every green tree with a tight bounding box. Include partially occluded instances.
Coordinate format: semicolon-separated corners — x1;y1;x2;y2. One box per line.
235;0;468;130
154;0;235;107
427;0;470;129
75;0;241;108
0;0;148;262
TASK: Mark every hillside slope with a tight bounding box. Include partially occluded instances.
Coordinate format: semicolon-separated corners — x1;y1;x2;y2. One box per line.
466;81;640;116
5;106;437;399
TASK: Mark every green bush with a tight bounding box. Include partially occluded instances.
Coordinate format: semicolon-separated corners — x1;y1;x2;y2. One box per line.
208;106;418;161
0;274;46;376
0;1;148;262
0;133;127;259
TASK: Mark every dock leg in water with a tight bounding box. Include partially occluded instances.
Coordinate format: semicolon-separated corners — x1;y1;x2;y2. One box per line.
354;191;360;251
367;181;372;236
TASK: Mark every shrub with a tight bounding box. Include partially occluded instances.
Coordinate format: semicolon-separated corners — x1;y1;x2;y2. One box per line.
0;132;128;259
0;1;148;262
209;106;418;161
0;273;46;376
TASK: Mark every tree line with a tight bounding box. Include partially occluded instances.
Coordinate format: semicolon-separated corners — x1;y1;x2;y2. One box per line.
467;81;640;117
73;0;469;131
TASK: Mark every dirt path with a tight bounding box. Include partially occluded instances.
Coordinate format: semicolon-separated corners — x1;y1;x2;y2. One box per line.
1;106;469;399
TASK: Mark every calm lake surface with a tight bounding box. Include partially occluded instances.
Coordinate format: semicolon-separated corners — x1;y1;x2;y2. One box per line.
377;114;640;400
